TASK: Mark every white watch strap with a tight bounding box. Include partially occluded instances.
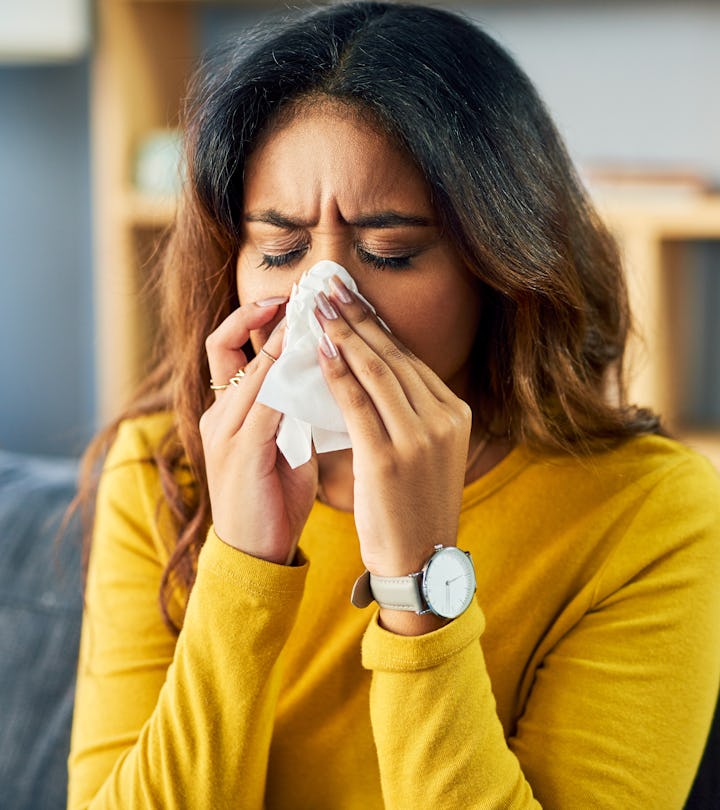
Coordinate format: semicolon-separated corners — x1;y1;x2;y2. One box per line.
370;573;425;612
350;570;425;612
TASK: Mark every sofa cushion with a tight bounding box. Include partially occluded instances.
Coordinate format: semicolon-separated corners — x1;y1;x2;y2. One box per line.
0;451;82;810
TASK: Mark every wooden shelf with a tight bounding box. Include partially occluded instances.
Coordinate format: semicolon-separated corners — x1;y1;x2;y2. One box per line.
121;190;177;227
595;193;720;239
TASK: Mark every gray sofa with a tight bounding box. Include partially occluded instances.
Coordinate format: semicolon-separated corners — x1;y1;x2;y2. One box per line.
0;451;81;810
0;450;716;809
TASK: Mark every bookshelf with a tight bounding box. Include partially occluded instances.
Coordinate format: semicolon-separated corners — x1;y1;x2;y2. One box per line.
91;1;720;466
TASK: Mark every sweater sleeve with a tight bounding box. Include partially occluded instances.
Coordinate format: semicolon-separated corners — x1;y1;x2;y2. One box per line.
363;603;540;808
363;456;720;809
67;421;308;810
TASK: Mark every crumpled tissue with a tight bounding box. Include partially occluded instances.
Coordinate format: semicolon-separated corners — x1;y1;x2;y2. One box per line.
256;260;382;469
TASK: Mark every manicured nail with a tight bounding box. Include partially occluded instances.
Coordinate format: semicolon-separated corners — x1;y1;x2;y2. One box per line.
315;291;338;320
319;332;338;358
256;295;288;307
329;275;353;304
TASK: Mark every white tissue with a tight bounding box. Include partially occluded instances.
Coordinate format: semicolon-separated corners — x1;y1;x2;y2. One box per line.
256;260;380;469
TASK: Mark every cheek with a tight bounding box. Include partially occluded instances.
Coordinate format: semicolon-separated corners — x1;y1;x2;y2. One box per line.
235;253;277;305
236;252;311;306
235;253;254;304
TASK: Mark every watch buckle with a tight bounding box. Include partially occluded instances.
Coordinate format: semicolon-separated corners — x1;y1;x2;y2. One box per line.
350;570;374;608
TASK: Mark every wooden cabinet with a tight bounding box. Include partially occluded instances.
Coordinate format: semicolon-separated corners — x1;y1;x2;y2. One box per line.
91;1;720;466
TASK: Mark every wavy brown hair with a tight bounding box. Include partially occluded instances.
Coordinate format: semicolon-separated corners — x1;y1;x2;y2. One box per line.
78;1;661;632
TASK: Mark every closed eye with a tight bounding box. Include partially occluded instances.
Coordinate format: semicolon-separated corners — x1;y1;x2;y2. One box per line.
258;244;418;271
356;245;416;271
258;246;308;270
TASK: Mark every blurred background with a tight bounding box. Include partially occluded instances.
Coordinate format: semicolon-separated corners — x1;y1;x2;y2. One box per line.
1;4;719;807
1;0;719;464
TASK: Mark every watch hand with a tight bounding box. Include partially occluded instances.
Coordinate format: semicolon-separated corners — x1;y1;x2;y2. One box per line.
446;573;470;585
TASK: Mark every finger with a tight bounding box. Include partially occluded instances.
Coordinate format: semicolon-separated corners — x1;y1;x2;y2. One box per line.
319;289;442;429
317;331;392;453
317;298;422;439
206;298;287;398
230;317;285;393
209;320;287;441
326;278;455;407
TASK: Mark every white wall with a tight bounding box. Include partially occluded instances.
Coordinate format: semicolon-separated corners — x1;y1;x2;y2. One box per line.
460;1;719;182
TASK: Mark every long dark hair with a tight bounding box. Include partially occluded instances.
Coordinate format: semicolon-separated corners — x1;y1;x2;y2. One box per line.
79;1;661;630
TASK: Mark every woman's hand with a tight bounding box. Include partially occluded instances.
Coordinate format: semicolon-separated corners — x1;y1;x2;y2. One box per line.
316;278;472;581
200;300;318;565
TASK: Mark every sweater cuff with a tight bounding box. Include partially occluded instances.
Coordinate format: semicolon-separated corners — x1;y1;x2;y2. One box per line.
361;599;485;672
198;527;309;606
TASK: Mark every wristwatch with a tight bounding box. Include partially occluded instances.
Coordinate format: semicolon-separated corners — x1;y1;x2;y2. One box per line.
351;544;476;619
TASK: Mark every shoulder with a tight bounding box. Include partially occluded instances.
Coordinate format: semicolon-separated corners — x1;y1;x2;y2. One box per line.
105;411;180;469
594;433;720;509
524;433;720;509
511;434;720;577
96;411;193;570
582;436;720;596
100;408;196;512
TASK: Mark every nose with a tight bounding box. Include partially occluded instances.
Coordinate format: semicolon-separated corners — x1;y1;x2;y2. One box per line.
306;231;354;273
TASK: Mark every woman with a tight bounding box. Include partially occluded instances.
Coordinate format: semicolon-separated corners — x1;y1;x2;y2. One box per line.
68;3;720;808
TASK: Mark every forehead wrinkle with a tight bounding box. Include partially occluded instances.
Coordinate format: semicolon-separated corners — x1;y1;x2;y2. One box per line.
244;107;436;233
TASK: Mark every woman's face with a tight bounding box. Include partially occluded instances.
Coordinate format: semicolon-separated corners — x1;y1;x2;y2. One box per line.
236;104;482;400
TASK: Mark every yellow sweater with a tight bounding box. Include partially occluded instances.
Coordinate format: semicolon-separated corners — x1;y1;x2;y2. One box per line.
68;413;720;809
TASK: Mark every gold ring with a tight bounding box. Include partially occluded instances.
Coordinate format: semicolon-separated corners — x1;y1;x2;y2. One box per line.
210;380;229;391
229;368;246;387
260;347;277;363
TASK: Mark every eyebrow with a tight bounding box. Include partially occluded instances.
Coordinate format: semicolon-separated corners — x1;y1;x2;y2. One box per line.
244;209;435;229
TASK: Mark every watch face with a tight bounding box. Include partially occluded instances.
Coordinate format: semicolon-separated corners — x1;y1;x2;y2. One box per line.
423;547;476;619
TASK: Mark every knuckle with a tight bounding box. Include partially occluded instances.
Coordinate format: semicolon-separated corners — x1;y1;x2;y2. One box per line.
416;408;466;451
347;386;372;412
325;357;354;383
380;342;408;364
376;451;399;477
435;409;464;440
411;432;433;457
434;423;456;448
456;398;473;425
359;356;388;381
199;408;212;437
331;321;356;342
205;331;220;354
352;304;374;325
199;410;220;452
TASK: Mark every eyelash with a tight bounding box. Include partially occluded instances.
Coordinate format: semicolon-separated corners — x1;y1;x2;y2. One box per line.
259;247;307;269
356;246;414;271
259;245;415;271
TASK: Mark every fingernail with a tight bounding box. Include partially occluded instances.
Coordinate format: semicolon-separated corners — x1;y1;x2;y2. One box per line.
315;291;338;320
256;295;288;307
319;332;338;359
329;275;353;304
